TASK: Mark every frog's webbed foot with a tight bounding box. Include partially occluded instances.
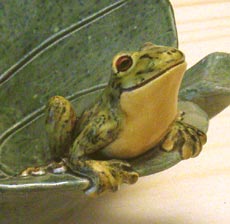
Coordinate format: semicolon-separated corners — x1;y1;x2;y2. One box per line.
20;161;68;177
66;159;139;197
161;118;207;159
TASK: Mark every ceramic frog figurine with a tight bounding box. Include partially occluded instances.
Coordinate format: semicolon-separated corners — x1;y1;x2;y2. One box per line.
21;42;207;196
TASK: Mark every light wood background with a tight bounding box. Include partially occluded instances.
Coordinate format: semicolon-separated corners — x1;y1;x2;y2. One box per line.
77;1;230;223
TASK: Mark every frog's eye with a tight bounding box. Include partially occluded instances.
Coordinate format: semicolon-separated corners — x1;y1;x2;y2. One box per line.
115;55;133;72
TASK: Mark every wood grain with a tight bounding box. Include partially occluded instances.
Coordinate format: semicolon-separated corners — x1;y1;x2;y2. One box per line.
76;1;230;223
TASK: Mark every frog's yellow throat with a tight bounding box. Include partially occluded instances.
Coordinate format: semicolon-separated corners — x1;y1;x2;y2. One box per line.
101;62;187;159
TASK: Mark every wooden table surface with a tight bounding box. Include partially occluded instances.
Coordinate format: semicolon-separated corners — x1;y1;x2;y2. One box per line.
77;1;230;223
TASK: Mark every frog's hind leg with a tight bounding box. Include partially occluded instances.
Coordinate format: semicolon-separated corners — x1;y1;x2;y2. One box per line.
45;96;78;160
161;119;207;159
20;96;78;177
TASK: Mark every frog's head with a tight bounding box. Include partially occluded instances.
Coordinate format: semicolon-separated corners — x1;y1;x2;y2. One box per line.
111;42;186;91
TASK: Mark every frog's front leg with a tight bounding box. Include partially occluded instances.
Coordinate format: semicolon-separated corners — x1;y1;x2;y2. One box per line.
160;115;207;159
65;158;138;197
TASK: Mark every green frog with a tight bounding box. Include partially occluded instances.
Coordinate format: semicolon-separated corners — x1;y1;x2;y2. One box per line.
21;42;206;196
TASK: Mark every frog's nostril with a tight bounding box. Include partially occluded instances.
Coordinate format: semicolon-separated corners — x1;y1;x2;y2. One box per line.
171;49;178;53
166;51;173;55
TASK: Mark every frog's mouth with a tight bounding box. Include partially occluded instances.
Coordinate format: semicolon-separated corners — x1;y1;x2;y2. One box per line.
122;60;186;92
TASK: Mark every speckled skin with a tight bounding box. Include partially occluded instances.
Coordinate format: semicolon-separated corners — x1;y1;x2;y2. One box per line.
21;43;206;196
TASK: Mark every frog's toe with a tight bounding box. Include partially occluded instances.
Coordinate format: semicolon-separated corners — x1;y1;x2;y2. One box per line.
180;128;202;159
20;166;47;177
161;121;207;160
109;160;139;183
20;161;68;177
69;159;138;197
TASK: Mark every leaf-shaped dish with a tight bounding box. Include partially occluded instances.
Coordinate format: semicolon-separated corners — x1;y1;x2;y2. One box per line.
1;1;229;223
0;1;182;222
0;0;177;178
0;0;182;191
